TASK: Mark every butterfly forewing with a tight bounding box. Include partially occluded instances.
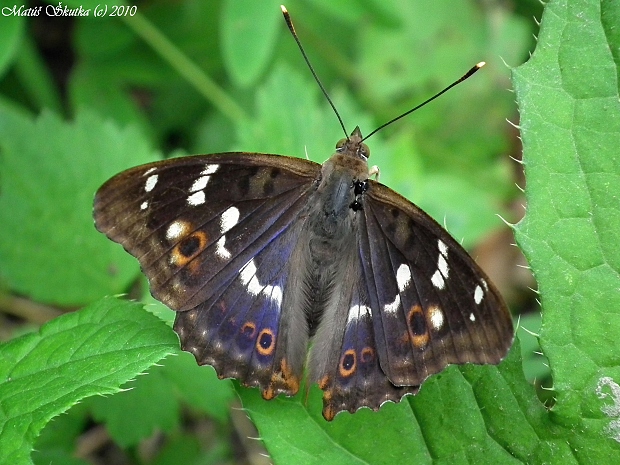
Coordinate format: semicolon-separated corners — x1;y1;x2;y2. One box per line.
94;153;320;311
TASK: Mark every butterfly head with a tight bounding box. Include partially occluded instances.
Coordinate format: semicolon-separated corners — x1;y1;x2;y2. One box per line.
336;126;370;161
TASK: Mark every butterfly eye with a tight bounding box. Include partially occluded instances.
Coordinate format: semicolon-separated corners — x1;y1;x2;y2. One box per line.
358;142;370;159
335;138;347;151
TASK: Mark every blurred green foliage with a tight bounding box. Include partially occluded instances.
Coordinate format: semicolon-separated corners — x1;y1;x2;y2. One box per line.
11;0;620;464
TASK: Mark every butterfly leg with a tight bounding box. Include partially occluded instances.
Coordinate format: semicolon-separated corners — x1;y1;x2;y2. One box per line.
368;165;380;181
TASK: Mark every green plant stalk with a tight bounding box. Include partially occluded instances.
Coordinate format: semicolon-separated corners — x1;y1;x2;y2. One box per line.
14;35;63;115
121;12;248;125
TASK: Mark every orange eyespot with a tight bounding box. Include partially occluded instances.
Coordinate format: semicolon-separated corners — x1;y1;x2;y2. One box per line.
170;230;208;267
407;305;429;349
241;322;256;339
339;349;357;377
360;347;375;363
256;328;276;356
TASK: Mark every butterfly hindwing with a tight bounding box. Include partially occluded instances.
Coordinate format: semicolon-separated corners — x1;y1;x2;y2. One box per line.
174;217;308;398
309;260;419;420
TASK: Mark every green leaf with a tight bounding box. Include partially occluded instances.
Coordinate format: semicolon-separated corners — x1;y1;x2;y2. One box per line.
89;352;235;447
0;2;24;79
235;63;358;161
0;108;158;305
91;364;180;447
513;0;620;461
152;435;202;465
164;352;235;423
221;0;282;88
32;404;90;465
0;297;178;465
517;312;550;384
310;0;399;25
13;36;63;114
240;340;544;464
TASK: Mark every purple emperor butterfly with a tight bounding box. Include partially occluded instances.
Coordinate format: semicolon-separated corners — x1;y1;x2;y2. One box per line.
94;7;513;421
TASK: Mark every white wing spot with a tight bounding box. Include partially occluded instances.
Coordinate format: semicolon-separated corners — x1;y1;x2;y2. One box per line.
482;279;489;292
596;376;620;443
474;285;484;304
166;221;188;241
384;294;401;313
438;239;448;256
186;165;219;204
265;284;283;307
396;264;411;292
191;175;210;192
203;164;219;175
428;306;444;330
239;259;282;306
431;270;445;289
145;174;158;192
470;313;476;322
187;191;205;206
143;167;156;176
216;208;239;258
140;201;148;210
240;259;260;294
215;235;231;259
221;207;240;233
347;303;371;323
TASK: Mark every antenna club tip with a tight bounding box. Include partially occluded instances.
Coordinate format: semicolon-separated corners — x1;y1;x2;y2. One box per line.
281;5;288;13
477;61;486;68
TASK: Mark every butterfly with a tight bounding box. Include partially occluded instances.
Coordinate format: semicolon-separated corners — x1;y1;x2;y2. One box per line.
94;122;514;420
94;4;513;421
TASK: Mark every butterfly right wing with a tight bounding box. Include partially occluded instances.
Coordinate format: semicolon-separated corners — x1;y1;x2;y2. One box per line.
309;266;419;421
308;178;512;420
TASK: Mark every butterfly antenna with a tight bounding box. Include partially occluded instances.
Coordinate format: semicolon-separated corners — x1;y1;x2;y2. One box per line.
281;5;349;138
362;62;485;141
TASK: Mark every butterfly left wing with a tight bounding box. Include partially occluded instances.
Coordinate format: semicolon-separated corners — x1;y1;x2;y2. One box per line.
308;263;419;421
359;180;514;388
174;213;310;399
309;178;513;420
